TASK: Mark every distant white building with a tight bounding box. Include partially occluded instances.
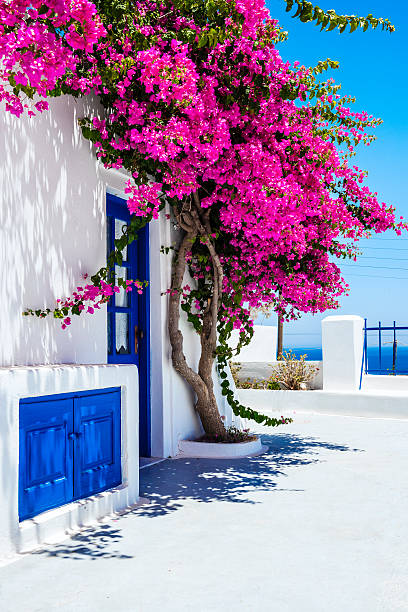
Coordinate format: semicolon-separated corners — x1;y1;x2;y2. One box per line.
0;97;233;560
229;325;278;362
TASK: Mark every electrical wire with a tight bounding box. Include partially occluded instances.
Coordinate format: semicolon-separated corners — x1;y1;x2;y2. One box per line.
341;263;408;271
359;238;408;242
354;256;408;261
343;273;408;280
361;246;408;252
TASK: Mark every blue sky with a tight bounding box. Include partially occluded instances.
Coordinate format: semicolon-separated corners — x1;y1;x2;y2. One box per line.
261;0;408;348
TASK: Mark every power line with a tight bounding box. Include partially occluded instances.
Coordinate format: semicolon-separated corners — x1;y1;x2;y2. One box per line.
357;256;408;261
341;264;408;271
359;238;408;242
361;247;408;252
344;273;408;280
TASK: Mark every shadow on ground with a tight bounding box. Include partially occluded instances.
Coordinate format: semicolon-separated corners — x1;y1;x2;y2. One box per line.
32;524;132;561
136;433;362;517
33;433;362;561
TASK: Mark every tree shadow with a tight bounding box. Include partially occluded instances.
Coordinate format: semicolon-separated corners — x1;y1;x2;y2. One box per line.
32;523;133;561
32;432;362;560
134;433;363;518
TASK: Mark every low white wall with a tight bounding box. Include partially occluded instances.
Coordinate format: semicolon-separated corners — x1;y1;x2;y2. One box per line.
0;364;139;562
229;325;277;362
235;361;323;390
362;375;408;392
238;388;408;421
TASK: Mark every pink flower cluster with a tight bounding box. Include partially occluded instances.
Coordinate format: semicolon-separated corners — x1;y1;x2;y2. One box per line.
137;41;199;106
4;0;404;328
56;278;144;329
0;0;105;116
124;181;162;219
74;0;403;322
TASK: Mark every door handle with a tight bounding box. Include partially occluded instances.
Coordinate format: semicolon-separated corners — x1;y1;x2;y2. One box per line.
134;326;144;354
68;432;82;440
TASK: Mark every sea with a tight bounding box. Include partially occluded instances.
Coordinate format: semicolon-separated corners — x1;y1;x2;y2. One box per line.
286;346;408;374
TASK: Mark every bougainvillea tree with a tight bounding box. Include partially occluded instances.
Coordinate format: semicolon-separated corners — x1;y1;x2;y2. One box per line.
1;0;402;437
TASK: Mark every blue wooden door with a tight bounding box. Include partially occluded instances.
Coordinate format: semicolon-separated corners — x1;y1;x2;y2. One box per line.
19;388;122;521
19;397;74;521
106;193;151;457
74;390;121;499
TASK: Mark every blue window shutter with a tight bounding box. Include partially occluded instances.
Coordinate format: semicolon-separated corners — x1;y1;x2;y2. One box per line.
19;398;74;521
73;389;121;499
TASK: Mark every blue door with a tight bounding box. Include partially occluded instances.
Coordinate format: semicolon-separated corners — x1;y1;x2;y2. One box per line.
106;193;151;457
74;390;121;499
19;397;74;521
19;388;121;521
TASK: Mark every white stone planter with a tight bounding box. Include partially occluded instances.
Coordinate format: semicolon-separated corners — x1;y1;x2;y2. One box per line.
177;436;266;459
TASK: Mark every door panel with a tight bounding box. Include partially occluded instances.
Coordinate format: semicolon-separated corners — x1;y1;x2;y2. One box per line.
106;197;138;366
19;398;74;521
106;193;151;457
74;390;121;499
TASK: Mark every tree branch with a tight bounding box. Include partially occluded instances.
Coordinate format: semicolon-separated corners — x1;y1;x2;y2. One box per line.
168;228;208;398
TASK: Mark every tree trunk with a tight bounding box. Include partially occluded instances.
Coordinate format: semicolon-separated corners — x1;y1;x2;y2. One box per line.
277;315;283;359
167;196;227;438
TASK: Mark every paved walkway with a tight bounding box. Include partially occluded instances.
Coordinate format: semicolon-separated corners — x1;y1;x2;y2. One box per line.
1;413;408;612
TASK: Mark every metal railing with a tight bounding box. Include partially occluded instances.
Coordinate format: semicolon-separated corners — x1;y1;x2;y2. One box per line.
363;320;408;376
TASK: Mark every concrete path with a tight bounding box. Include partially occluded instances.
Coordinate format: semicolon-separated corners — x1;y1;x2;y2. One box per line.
1;413;407;612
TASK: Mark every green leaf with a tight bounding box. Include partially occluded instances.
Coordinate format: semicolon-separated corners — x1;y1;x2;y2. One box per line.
285;0;294;12
198;33;208;48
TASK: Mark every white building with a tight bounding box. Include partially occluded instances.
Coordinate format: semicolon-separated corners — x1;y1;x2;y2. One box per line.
0;97;233;560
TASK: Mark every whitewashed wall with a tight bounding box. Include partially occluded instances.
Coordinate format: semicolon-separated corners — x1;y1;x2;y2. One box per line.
322;315;364;391
0;96;108;366
229;325;277;362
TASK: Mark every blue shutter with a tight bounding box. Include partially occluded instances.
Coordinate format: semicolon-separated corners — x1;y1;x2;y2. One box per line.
74;389;121;499
19;398;74;521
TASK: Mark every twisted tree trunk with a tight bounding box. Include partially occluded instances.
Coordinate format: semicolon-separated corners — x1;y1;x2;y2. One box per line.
167;193;227;438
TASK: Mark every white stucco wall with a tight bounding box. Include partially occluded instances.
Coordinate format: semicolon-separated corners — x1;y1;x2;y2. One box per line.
229;325;277;362
322;315;364;391
0;96;110;366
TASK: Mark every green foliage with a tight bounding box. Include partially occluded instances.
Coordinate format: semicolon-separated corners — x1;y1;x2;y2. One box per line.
284;1;395;34
311;59;339;75
214;324;292;426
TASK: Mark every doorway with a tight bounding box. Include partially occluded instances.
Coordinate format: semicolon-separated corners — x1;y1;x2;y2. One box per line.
106;193;151;457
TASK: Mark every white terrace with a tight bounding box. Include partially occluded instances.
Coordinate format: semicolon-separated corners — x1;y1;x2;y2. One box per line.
0;412;407;612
